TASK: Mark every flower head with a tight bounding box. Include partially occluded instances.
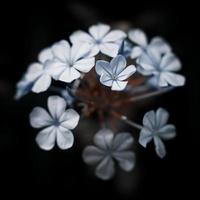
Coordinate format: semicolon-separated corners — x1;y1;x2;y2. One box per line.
128;29;171;59
49;40;95;83
70;23;126;57
15;48;54;98
137;49;185;87
30;96;80;150
95;55;136;91
139;108;176;158
82;129;135;180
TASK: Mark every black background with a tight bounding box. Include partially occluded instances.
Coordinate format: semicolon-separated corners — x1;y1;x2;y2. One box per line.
0;0;199;198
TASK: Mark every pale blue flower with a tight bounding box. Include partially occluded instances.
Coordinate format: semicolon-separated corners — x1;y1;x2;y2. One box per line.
128;29;171;59
15;47;55;98
137;49;185;87
95;55;136;91
30;96;80;150
82;129;135;180
70;23;126;57
139;108;176;158
48;40;95;83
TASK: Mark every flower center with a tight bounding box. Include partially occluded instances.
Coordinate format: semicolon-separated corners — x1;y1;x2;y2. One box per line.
53;119;60;127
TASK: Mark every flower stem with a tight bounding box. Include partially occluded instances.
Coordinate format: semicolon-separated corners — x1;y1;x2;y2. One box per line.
127;87;174;102
111;110;142;130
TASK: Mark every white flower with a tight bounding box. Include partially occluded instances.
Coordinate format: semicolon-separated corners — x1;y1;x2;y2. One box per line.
70;23;126;57
82;129;135;180
49;40;95;83
30;96;80;150
15;47;55;98
139;108;176;158
137;49;185;87
95;55;136;91
128;29;171;59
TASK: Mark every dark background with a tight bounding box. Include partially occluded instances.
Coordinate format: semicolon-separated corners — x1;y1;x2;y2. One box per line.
0;0;199;198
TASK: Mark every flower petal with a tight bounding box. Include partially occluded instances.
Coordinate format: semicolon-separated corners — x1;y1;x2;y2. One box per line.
35;126;56;150
139;127;153;147
111;80;128;91
30;107;52;128
70;30;94;44
70;43;92;62
160;53;181;71
118;65;136;80
110;55;127;75
56;127;74;150
89;24;110;40
113;151;135;171
94;129;114;149
82;145;104;165
95;156;115;180
153;136;166;158
156;108;169;128
100;74;113;87
73;57;95;73
59;67;81;83
32;74;51;93
102;30;126;43
112;132;134;151
142;110;156;130
38;48;53;63
161;72;185;86
100;42;120;57
95;60;112;76
128;29;147;47
25;63;43;81
158;124;176;140
45;61;66;80
150;37;171;54
130;46;143;59
47;95;67;119
52;40;70;63
60;108;80;130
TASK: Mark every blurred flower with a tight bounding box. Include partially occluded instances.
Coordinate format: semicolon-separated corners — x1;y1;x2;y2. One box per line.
128;29;171;59
15;48;54;98
30;96;80;150
118;40;133;58
139;108;176;158
82;129;135;180
49;40;95;83
95;55;136;91
70;23;126;57
137;49;185;87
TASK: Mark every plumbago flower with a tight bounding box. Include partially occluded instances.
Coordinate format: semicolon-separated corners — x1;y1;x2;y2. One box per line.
137;49;185;87
15;23;186;181
49;40;95;83
139;108;176;158
15;48;54;99
30;96;80;150
82;129;135;180
128;29;171;59
70;23;126;57
95;55;136;91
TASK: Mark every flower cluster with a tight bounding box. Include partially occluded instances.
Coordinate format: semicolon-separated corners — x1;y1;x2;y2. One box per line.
16;23;185;180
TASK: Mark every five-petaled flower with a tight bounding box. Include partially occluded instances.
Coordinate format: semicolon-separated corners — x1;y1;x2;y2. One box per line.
128;29;171;59
137;49;185;87
139;108;176;158
49;40;95;83
15;47;55;98
70;23;126;57
30;96;80;150
82;129;135;180
95;55;136;91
